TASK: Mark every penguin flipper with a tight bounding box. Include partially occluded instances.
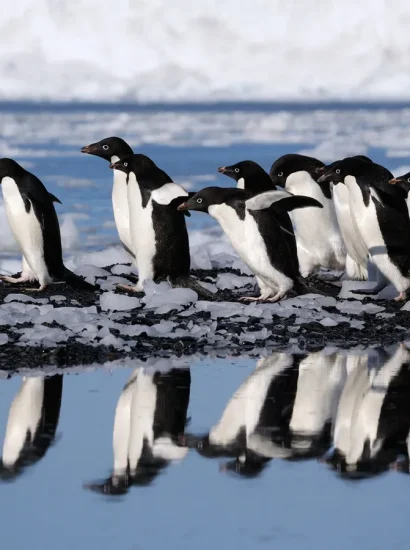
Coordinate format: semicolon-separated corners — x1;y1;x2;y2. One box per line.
48;193;62;204
61;267;96;291
246;191;323;212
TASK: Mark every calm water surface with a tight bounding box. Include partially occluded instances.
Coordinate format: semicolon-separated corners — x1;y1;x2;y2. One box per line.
0;348;410;550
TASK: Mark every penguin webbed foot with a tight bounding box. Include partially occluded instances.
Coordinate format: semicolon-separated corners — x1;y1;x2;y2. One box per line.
394;291;408;302
239;296;262;302
0;275;34;284
117;283;141;293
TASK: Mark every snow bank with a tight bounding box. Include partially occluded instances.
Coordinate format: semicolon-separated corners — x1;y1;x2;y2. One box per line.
1;1;410;102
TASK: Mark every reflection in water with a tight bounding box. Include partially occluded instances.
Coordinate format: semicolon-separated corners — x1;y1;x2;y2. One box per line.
181;346;410;480
1;345;410;494
86;367;191;495
0;375;63;480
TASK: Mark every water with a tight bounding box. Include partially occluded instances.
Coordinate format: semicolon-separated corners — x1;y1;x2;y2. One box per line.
1;347;410;549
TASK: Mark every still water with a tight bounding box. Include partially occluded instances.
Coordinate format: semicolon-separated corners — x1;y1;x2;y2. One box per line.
0;347;410;550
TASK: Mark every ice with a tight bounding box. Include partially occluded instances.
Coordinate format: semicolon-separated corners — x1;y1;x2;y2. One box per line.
110;264;134;276
240;328;272;343
0;334;8;345
2;2;410;102
4;294;49;305
339;281;398;300
195;300;244;319
216;273;254;290
60;214;80;249
320;317;339;327
17;326;73;345
75;265;110;284
143;281;198;311
100;292;140;312
49;295;67;303
70;247;130;269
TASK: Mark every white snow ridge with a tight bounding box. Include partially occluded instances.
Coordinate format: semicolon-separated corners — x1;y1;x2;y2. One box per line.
1;1;410;102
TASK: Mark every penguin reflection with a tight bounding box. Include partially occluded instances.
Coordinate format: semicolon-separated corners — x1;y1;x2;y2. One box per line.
183;351;346;477
86;366;191;495
0;375;63;480
327;345;410;479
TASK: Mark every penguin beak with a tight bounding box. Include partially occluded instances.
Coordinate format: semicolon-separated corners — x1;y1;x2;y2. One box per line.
81;144;96;155
177;202;190;212
389;177;400;185
217;166;229;174
317;171;334;183
109;162;120;170
218;166;236;180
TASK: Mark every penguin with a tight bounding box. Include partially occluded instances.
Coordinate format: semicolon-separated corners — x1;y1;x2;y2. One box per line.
269;154;346;277
218;160;277;194
1;192;62;286
217;160;299;287
85;367;191;495
110;154;211;298
177;187;323;302
0;375;63;480
326;156;373;281
0;159;94;291
329;346;410;478
81;137;135;258
389;171;410;215
318;157;410;301
183;351;344;477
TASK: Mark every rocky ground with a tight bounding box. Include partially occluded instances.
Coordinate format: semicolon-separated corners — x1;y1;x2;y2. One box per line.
0;264;408;372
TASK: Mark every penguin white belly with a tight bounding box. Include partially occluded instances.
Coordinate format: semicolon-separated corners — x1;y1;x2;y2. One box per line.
128;174;156;290
290;352;346;435
346;177;409;292
209;205;293;297
2;177;51;285
2;377;44;467
128;368;157;473
112;369;138;473
345;346;406;466
333;184;368;275
112;170;133;256
285;172;345;274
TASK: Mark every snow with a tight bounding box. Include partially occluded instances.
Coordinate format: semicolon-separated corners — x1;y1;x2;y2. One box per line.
1;2;410;102
100;292;140;312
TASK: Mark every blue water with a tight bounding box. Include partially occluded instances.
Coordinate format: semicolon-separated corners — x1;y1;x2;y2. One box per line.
0;349;410;550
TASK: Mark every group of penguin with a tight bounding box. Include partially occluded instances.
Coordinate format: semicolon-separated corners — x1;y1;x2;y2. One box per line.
2;346;410;488
2;137;410;302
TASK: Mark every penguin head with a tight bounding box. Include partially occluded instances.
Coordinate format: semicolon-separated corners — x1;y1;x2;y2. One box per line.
389;171;410;194
0;158;25;182
317;156;376;185
177;187;246;213
81;137;133;162
269;154;325;188
217;160;271;191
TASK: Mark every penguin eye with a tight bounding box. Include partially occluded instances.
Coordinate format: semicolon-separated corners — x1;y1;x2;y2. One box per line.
102;144;109;151
278;172;283;177
335;169;341;174
315;167;321;173
407;178;410;183
234;168;240;173
197;198;203;204
123;162;128;168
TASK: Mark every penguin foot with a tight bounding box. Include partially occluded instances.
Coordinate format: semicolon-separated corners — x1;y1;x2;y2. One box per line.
239;296;261;302
267;292;287;303
117;283;139;293
0;275;33;284
394;291;407;302
26;285;47;292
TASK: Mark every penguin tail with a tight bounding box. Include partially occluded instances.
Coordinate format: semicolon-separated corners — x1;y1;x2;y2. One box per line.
172;276;215;301
293;276;326;296
60;267;96;292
